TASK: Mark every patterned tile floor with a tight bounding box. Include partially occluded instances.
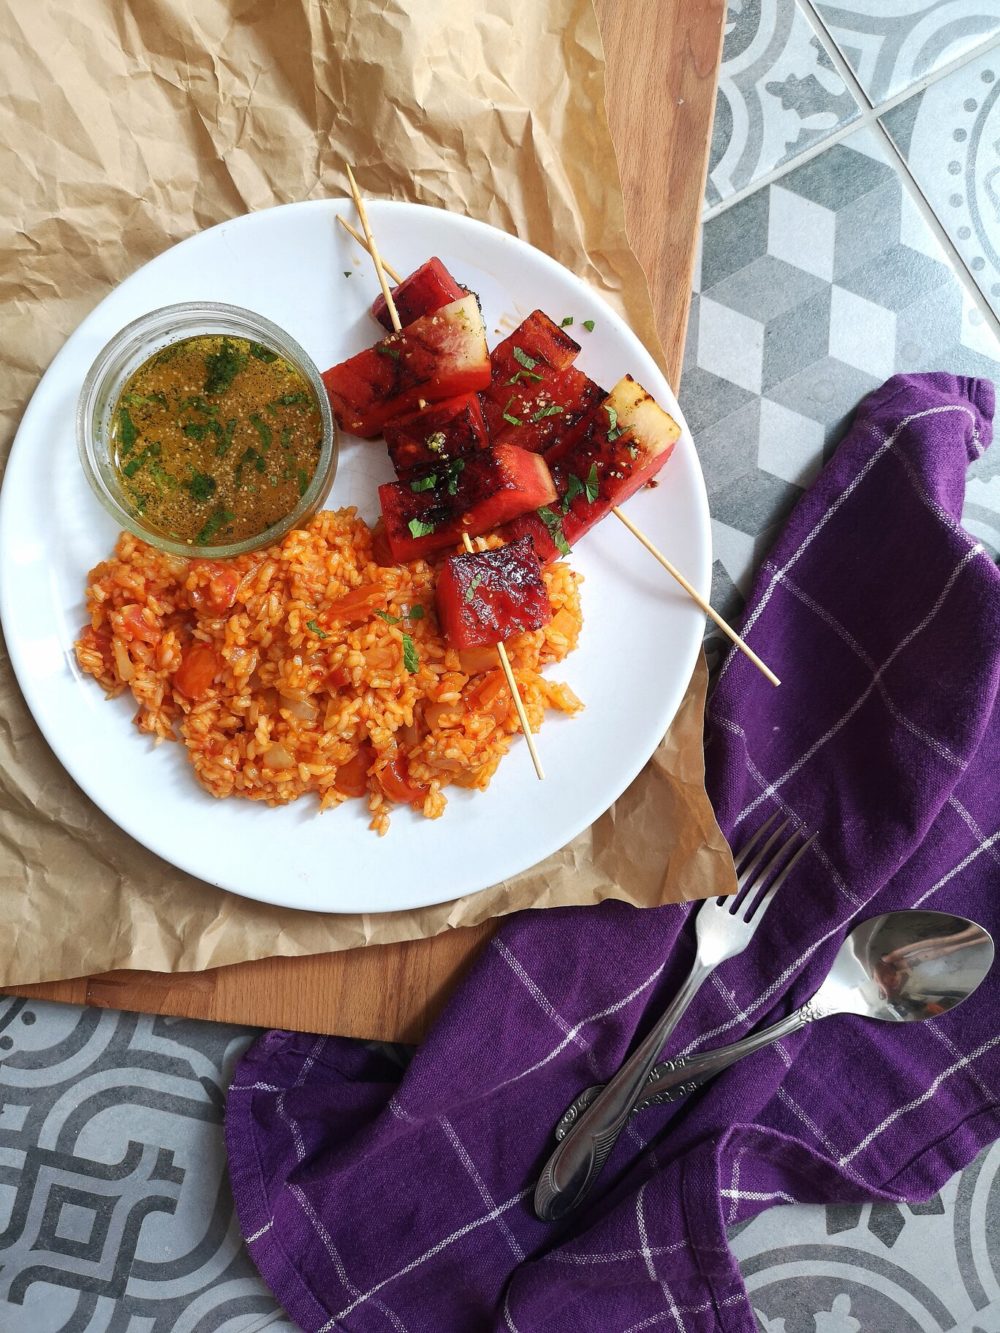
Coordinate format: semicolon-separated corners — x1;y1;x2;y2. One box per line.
5;1;1000;1329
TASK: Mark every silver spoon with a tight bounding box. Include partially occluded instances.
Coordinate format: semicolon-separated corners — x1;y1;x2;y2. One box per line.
554;910;994;1140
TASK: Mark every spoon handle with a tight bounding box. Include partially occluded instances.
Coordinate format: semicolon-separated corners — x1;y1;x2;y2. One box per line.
637;1004;816;1103
553;1005;820;1139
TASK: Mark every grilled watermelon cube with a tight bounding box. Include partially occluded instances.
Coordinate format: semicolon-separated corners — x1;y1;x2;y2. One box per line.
322;295;490;438
371;257;467;330
485;366;605;455
502;376;681;563
490;311;580;380
383;393;489;478
436;537;552;650
379;444;557;562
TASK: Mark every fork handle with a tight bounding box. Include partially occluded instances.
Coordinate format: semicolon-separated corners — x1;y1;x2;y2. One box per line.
533;963;712;1222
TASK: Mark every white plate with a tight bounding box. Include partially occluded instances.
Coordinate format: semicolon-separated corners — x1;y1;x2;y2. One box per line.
0;200;710;914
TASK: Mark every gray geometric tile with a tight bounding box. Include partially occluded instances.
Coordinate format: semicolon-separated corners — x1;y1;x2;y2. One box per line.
813;0;1000;103
701;188;771;289
775;138;895;209
707;254;830;323
882;49;1000;318
734;1139;1000;1332
0;998;295;1332
682;120;1000;579
708;0;861;205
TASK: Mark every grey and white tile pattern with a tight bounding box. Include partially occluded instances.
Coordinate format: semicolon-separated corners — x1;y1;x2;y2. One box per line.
7;1;1000;1330
813;0;1000;104
684;122;1000;627
708;0;861;205
734;1142;1000;1330
883;48;1000;320
0;999;294;1332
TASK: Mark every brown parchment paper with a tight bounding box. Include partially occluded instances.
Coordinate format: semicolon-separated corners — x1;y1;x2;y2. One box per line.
0;0;736;987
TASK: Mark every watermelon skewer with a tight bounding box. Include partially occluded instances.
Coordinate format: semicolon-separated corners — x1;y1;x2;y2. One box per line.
336;203;780;689
342;168;548;777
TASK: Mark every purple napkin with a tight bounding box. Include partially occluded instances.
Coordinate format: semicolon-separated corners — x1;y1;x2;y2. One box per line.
226;373;1000;1332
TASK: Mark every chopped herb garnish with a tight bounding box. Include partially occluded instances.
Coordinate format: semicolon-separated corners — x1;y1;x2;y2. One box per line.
194;507;236;545
306;618;328;638
375;609;401;625
185;471;217;503
408;517;436;539
582;319;595;332
626;442;639;459
297;468;309;496
271;392;311;408
530;403;564;423
513;346;539;371
250;413;273;450
125;391;167;410
502;397;523;427
148;461;174;494
122;441;161;478
561;316;574;327
444;457;465;496
183;422;208;442
376;344;402;361
426;431;446;454
584;461;600;503
118;407;138;455
215;418;237;458
408;605;425;620
410;474;437;492
180;395;217;416
280;426;293;450
249;342;279;362
537;505;571;556
203;338;246;395
606;403;624;442
402;633;419;674
506;369;543;385
464;573;484;603
562;473;584;511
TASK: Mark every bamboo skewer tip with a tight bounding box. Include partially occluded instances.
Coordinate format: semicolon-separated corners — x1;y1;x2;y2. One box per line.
611;507;780;687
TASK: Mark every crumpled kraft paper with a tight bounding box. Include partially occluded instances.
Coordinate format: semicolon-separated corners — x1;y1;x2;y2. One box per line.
0;0;735;986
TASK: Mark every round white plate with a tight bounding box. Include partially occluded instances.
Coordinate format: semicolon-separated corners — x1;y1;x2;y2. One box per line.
0;200;710;914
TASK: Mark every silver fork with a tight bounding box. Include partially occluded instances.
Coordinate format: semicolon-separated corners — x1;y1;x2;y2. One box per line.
533;814;815;1222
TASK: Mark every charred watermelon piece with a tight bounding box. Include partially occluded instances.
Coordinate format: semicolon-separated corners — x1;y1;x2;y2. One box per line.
501;376;681;563
371;257;467;331
485;366;606;455
383;393;489;477
490;311;580;380
322;295;490;438
379;444;557;563
436;537;552;650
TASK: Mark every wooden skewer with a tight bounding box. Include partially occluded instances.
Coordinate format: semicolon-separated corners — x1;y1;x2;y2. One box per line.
345;166;546;779
338;187;779;690
462;533;545;781
345;166;402;333
336;215;403;284
612;507;780;687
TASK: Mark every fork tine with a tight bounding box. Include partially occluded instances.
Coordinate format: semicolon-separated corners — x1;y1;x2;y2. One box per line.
735;816;792;897
731;811;781;876
742;831;817;922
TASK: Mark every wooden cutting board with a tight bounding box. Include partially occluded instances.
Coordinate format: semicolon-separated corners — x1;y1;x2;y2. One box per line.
12;0;726;1042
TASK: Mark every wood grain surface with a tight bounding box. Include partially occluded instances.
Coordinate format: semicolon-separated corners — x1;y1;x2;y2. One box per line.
11;0;725;1041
